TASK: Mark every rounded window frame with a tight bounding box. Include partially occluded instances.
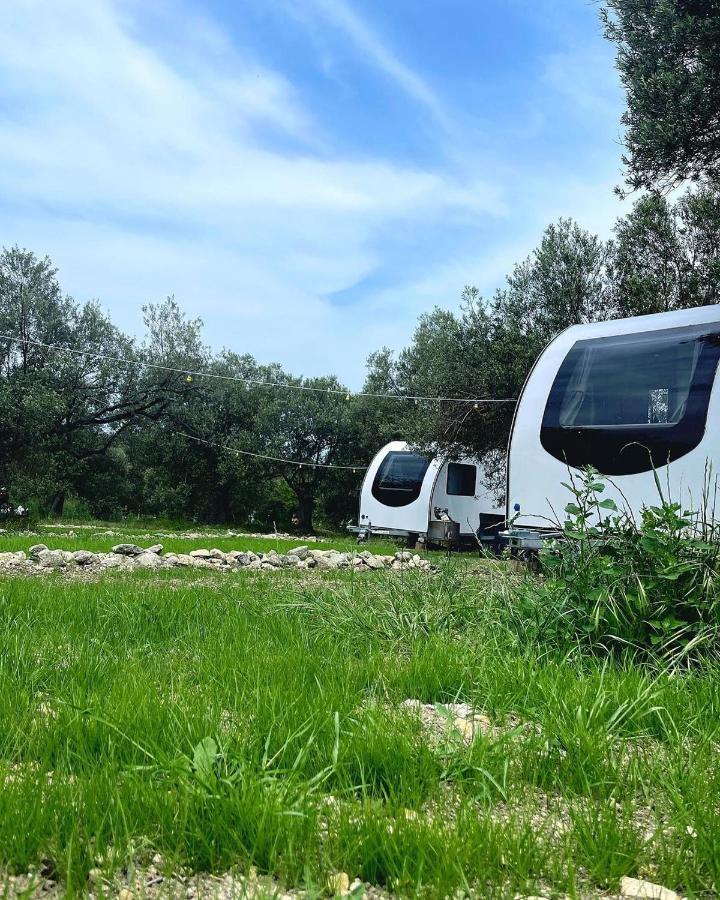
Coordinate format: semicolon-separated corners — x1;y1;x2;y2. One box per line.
540;323;720;476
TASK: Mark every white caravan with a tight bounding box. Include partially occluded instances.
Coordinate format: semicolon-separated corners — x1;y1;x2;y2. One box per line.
507;305;720;547
351;440;504;547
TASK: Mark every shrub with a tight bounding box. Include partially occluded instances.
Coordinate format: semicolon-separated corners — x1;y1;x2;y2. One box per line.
538;466;720;659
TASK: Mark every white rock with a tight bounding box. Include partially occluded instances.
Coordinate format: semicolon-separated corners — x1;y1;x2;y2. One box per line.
72;550;97;566
209;548;225;560
145;544;163;554
111;543;144;556
175;554;194;567
620;877;682;900
189;549;211;559
29;544;48;557
134;552;163;568
38;550;66;568
287;545;309;560
99;553;124;568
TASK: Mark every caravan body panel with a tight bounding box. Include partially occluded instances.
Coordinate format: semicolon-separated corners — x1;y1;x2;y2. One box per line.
359;441;442;536
358;441;502;538
508;305;720;528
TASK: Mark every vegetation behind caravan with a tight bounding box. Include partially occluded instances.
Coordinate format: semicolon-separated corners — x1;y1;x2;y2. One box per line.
3;182;719;527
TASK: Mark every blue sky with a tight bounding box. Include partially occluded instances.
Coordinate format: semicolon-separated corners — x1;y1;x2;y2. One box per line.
0;0;625;386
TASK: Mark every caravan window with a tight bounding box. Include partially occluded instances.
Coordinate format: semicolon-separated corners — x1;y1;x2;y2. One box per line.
541;322;720;475
371;451;430;507
447;463;476;496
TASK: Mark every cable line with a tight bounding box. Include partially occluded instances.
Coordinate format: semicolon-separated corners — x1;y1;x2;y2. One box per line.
0;333;517;406
175;431;366;471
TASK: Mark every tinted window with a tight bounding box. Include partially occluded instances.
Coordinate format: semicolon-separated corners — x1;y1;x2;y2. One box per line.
447;462;476;496
371;451;430;507
541;323;720;475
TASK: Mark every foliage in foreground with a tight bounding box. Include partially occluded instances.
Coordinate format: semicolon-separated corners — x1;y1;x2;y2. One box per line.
0;567;718;897
539;467;720;658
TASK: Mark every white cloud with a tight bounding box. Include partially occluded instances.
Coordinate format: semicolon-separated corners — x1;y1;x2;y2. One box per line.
0;0;626;387
280;0;450;130
542;44;623;125
0;0;509;384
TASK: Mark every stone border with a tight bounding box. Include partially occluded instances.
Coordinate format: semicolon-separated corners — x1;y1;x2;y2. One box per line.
0;545;435;575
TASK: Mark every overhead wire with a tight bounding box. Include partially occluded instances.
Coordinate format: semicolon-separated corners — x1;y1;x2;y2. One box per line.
0;333;518;406
174;431;366;472
0;331;518;471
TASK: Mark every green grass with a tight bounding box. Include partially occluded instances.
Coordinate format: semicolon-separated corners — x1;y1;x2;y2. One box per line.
0;565;718;896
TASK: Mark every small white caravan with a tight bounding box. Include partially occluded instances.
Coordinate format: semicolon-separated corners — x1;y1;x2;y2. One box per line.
352;440;504;547
507;305;720;544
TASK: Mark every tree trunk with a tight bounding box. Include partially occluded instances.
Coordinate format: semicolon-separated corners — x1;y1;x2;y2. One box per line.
49;490;65;517
210;483;231;524
297;495;314;533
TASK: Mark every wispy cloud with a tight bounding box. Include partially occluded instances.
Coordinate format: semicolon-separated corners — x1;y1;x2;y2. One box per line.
0;0;625;386
0;0;505;381
283;0;451;130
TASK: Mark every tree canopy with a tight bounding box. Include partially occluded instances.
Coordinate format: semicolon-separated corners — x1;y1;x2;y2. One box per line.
1;182;718;528
602;0;720;193
382;184;720;485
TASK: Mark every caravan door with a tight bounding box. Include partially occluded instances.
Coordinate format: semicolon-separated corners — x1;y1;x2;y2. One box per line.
431;460;503;536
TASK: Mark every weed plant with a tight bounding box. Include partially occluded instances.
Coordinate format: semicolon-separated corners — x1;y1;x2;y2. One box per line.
539;467;720;659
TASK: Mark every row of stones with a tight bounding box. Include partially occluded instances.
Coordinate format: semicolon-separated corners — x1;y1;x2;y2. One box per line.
0;543;435;573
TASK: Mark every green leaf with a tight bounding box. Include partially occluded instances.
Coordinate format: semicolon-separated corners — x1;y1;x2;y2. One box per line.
597;498;617;511
193;737;219;782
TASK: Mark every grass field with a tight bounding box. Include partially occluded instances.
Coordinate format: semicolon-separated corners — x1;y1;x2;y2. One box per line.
0;554;718;898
